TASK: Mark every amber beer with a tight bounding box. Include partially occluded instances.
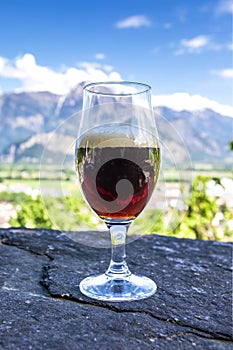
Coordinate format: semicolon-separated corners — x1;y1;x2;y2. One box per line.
76;146;160;220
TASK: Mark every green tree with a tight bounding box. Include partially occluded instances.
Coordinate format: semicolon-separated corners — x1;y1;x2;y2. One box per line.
229;139;233;151
10;195;53;228
173;176;228;240
9;176;232;241
10;192;103;231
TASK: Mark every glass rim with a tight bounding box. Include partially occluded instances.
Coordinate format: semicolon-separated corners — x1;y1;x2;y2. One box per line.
83;81;151;97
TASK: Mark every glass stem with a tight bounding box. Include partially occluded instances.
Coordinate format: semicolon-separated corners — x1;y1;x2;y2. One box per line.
105;225;131;277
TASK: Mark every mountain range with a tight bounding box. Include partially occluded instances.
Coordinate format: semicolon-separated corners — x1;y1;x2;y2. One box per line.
0;83;232;166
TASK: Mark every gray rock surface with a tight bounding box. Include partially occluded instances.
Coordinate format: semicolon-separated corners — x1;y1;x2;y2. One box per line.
0;228;232;350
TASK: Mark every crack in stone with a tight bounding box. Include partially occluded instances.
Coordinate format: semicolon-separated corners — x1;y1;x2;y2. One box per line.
39;260;233;344
2;231;232;346
1;239;54;260
1;239;53;297
40;282;232;343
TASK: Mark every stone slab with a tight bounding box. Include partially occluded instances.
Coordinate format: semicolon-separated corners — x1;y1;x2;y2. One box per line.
0;228;232;349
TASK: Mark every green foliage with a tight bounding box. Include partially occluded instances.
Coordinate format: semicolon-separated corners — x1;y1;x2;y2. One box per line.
5;175;233;242
229;139;233;151
10;195;53;229
65;193;102;230
0;191;29;204
172;176;231;240
9;192;103;231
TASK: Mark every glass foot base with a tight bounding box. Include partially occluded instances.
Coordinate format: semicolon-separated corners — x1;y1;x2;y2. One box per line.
79;273;157;302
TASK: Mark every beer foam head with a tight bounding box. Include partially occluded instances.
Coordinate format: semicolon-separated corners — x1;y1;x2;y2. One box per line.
77;123;158;148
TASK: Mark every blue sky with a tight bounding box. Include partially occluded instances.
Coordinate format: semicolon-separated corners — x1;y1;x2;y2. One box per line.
0;0;232;113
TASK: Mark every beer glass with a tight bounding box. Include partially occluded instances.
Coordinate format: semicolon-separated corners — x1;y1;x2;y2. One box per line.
75;81;160;301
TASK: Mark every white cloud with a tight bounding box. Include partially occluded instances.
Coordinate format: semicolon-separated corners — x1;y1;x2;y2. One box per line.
174;35;210;55
216;0;233;14
0;57;6;71
0;53;122;95
152;92;233;117
115;15;151;29
78;61;114;73
175;35;233;55
94;53;105;60
78;61;101;70
182;35;210;49
212;68;233;79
